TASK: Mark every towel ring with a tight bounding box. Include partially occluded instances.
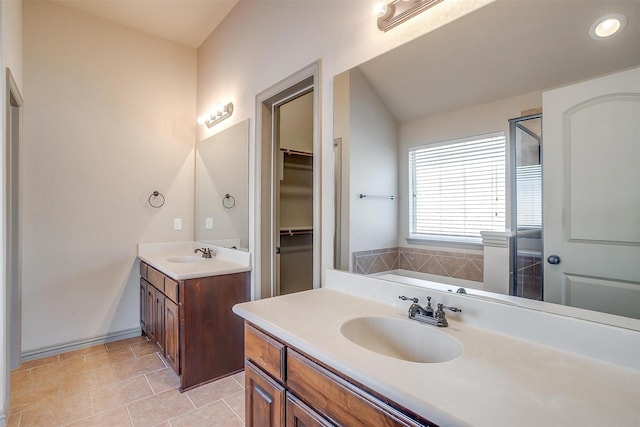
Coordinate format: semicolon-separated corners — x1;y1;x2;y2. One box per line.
148;191;165;208
223;194;236;209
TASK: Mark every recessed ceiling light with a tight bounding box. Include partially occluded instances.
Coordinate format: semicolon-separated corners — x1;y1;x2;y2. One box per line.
590;13;627;39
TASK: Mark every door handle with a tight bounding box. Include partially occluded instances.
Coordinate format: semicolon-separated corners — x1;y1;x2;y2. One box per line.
275;246;281;254
547;255;561;265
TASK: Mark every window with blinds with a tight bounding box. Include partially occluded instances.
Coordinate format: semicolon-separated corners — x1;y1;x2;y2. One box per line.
409;132;506;241
516;164;542;228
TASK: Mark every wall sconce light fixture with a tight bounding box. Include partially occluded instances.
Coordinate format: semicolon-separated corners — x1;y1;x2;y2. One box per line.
197;102;234;128
375;0;444;32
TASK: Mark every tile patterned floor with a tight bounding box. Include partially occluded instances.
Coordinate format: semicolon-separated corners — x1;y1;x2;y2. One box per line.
8;336;245;427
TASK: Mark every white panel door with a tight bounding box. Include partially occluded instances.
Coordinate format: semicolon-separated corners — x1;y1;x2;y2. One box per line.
542;66;640;319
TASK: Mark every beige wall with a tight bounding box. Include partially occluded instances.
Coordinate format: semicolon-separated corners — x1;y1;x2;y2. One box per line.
347;68;398;261
195;119;249;248
196;0;493;289
1;0;24;418
21;1;197;352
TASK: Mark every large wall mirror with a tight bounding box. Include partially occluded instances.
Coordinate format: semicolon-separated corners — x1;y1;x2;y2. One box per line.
333;0;640;323
195;119;249;249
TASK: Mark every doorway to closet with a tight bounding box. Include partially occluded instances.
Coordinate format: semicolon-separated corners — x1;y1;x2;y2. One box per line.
275;91;314;295
255;62;320;300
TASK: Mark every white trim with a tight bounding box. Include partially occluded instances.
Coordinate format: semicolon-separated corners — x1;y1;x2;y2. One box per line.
480;230;515;248
21;327;141;362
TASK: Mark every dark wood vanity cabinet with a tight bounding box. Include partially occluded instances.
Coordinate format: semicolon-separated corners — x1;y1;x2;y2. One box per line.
243;323;433;427
139;261;250;391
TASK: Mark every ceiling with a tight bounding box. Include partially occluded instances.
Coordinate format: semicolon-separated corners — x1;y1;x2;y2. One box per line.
357;0;640;123
51;0;239;48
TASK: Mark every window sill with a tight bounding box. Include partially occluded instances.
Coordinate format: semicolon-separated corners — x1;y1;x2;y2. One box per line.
405;235;484;250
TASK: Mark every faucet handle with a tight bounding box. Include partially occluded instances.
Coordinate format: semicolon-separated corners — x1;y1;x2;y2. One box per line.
398;296;418;303
437;303;462;313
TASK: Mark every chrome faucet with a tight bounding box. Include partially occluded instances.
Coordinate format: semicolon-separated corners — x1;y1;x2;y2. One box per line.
398;295;461;327
194;247;214;258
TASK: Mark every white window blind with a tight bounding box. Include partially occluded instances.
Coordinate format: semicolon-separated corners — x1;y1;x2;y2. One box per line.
516;164;542;228
409;133;506;240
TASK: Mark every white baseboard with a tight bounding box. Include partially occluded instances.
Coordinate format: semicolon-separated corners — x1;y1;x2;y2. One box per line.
21;327;142;362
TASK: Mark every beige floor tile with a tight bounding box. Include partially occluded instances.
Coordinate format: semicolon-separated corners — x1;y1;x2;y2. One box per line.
29;362;74;388
57;366;119;399
169;400;243;427
57;355;90;373
106;336;149;350
145;368;180;394
91;375;153;414
185;376;243;408
10;369;32;393
232;371;245;388
67;405;133;427
59;344;107;361
130;341;160;358
113;354;166;381
9;337;250;427
127;388;194;427
20;391;93;427
85;346;136;371
10;381;58;413
14;355;59;372
223;391;245;423
6;412;21;427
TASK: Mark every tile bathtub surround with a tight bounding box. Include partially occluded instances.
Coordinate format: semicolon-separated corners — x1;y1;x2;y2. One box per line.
352;247;484;282
8;336;246;427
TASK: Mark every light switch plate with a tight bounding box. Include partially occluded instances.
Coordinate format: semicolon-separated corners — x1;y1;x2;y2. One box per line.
174;218;182;230
205;218;213;229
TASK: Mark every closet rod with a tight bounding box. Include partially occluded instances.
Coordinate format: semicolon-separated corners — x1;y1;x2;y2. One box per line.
281;148;313;157
280;229;314;236
359;193;396;200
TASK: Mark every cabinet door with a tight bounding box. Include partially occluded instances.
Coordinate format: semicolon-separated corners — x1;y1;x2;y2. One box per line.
146;284;156;343
155;288;165;353
164;299;179;374
246;361;285;427
286;393;333;427
140;279;147;333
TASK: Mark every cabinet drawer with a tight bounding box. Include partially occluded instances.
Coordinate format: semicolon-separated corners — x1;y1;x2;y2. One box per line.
286;350;424;427
140;261;148;280
164;277;178;302
147;266;165;293
245;324;286;383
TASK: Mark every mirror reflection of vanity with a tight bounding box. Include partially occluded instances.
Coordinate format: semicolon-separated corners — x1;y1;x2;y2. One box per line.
333;1;640;324
195;119;249;249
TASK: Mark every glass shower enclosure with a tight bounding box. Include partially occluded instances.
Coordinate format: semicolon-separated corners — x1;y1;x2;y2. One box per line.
509;113;543;300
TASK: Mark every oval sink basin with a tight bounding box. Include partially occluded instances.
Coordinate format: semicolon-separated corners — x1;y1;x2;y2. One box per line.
166;256;206;263
340;316;462;363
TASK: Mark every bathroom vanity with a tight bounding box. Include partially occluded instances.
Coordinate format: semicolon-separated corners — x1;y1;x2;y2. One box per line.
233;270;640;426
138;242;251;391
244;322;431;426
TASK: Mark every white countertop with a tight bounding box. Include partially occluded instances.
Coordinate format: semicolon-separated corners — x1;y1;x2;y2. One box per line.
138;241;250;280
233;274;640;426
